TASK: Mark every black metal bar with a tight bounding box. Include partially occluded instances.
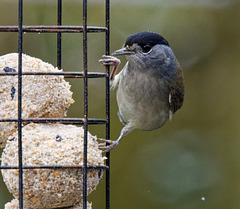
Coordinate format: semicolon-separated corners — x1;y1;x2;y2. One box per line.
105;0;111;208
0;118;107;125
0;25;107;33
57;0;62;69
0;165;109;170
18;0;24;208
82;0;88;208
0;72;108;78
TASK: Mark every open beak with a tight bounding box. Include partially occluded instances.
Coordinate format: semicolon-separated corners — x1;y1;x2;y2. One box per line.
112;47;135;56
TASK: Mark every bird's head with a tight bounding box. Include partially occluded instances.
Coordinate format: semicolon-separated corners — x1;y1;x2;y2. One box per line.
112;31;178;77
112;31;169;57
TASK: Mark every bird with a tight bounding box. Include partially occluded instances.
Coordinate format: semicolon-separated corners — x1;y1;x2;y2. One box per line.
99;31;184;153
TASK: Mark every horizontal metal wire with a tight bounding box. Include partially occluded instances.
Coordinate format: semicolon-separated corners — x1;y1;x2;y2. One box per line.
0;165;109;170
0;25;107;33
0;118;107;125
0;71;107;78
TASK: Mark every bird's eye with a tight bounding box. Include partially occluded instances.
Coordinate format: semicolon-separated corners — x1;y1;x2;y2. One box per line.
142;45;152;53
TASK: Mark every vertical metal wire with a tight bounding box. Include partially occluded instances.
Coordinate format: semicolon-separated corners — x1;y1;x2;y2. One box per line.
105;0;110;208
82;0;88;208
57;0;62;69
18;0;24;208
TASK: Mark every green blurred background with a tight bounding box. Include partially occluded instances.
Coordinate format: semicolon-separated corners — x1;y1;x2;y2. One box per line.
1;0;240;208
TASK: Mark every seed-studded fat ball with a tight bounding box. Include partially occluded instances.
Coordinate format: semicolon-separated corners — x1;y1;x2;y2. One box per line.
1;123;105;209
0;53;74;147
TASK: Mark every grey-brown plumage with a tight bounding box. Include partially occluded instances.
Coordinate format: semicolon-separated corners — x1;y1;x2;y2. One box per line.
99;31;184;152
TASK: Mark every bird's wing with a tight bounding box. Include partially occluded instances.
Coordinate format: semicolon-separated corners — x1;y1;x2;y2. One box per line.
169;61;184;113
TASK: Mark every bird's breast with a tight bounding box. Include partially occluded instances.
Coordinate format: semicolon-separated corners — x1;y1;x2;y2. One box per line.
117;66;171;130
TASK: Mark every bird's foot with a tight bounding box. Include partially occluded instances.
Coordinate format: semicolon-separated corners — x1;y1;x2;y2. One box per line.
99;55;121;81
99;55;121;67
98;138;119;153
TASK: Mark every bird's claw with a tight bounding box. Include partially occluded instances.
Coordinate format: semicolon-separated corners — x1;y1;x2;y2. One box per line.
99;55;121;67
98;138;114;144
98;142;107;147
99;55;121;81
98;138;119;153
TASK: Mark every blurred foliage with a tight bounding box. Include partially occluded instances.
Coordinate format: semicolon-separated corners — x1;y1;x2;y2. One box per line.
0;0;240;208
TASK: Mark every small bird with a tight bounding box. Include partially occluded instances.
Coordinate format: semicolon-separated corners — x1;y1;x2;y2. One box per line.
99;31;184;153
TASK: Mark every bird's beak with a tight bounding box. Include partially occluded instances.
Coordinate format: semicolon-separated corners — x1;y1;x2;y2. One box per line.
112;47;135;56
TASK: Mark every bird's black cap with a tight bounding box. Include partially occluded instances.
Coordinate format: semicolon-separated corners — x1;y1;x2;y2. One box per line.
125;31;169;48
